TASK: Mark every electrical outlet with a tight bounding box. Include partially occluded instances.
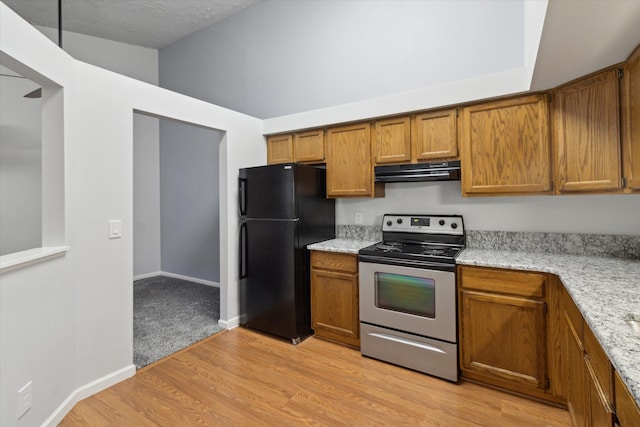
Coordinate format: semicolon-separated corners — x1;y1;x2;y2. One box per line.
354;212;364;225
17;381;32;419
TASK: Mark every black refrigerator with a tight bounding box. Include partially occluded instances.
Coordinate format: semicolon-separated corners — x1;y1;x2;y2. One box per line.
238;163;335;343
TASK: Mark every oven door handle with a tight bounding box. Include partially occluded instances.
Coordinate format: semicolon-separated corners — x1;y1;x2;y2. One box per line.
367;332;446;354
357;254;455;272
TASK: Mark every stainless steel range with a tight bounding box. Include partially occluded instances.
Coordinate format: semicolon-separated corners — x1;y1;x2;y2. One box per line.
358;214;465;382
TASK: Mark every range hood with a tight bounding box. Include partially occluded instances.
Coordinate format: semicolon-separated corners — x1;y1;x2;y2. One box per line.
374;161;461;183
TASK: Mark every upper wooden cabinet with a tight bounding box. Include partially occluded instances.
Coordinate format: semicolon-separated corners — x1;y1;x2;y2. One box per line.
622;45;640;191
326;122;384;198
553;68;622;193
266;134;293;165
294;129;325;163
373;116;411;164
372;109;458;165
459;94;552;196
412;109;458;161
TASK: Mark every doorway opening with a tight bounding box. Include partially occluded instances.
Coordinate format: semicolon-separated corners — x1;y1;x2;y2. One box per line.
132;112;223;368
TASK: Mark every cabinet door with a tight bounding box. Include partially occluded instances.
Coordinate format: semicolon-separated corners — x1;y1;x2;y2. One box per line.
326;123;379;197
586;360;615;427
311;268;360;348
373;116;411;164
615;372;640;426
622;45;640;190
460;94;552;195
554;69;622;192
564;297;589;427
267;134;293;165
460;290;547;392
413;109;458;161
294;130;325;163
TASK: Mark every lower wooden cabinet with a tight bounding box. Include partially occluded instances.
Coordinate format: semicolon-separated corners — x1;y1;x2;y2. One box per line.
615;371;640;426
458;266;563;403
310;251;360;348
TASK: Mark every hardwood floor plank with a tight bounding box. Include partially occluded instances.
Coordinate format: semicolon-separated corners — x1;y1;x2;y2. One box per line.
60;328;571;426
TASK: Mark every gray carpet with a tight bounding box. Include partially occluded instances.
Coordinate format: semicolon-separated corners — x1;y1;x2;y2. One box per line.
133;275;222;369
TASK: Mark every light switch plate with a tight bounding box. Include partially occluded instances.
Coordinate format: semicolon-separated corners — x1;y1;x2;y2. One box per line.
354;212;364;225
108;220;122;239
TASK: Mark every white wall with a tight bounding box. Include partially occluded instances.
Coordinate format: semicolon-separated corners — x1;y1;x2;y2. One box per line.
0;5;265;427
159;0;525;119
159;119;222;282
337;182;640;236
0;67;42;255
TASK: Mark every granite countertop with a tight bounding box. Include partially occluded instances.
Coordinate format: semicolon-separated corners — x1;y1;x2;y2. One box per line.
457;249;640;408
307;238;376;254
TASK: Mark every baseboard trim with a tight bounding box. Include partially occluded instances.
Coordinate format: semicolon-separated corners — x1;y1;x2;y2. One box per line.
133;271;162;281
43;364;136;427
133;271;220;288
219;316;240;330
159;271;220;288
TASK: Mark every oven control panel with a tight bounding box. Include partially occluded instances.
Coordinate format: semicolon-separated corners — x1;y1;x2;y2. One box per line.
382;214;464;235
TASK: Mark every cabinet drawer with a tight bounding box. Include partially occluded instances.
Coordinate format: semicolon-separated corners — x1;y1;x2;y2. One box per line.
459;266;545;298
311;251;357;273
584;326;613;403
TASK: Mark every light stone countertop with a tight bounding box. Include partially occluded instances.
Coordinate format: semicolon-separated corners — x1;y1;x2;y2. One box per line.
457;249;640;408
307;238;377;254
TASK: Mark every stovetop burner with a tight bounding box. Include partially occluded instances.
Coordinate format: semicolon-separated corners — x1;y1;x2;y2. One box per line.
359;214;465;266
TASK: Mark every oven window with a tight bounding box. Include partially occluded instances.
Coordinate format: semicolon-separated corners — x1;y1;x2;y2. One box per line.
374;272;436;318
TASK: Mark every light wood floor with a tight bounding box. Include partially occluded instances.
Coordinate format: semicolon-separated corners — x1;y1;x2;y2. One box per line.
60;328;571;426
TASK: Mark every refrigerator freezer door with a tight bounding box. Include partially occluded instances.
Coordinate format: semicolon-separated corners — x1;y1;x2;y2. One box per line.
240;219;309;341
239;164;296;219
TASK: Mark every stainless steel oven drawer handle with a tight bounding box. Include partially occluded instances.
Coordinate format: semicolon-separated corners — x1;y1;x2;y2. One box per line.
367;332;445;354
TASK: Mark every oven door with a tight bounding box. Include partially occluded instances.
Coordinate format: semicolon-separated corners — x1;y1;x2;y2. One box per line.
359;261;456;343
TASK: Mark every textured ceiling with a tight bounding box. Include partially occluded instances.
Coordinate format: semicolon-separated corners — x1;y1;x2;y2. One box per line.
2;0;259;49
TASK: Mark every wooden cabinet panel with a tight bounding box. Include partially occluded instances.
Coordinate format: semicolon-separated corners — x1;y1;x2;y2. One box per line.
460;290;547;391
294;130;325;163
310;251;360;348
554;68;622;192
459;266;545;298
311;251;357;273
412;109;458;161
373;116;411;164
584;325;614;403
615;371;640;426
586;359;615;427
564;303;589;427
622;45;640;190
460;94;552;195
267;134;293;165
326;123;382;197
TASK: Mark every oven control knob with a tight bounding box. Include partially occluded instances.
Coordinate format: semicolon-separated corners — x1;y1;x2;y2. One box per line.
386;220;392;226
397;218;403;224
451;223;458;229
439;219;445;226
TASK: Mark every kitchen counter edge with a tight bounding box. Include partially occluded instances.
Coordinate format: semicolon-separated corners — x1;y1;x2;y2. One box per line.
307;238;377;254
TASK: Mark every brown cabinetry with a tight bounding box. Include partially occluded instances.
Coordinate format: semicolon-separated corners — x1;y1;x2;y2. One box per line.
326;123;383;198
562;288;615;427
458;266;561;402
372;109;458;166
412;108;458;161
553;68;622;193
622;45;640;191
373;116;411;164
294;129;325;163
615;371;640;426
266;134;293;165
459;94;552;196
310;251;360;348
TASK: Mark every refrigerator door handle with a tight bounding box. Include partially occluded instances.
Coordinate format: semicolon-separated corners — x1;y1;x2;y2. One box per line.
238;177;248;216
239;222;248;279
